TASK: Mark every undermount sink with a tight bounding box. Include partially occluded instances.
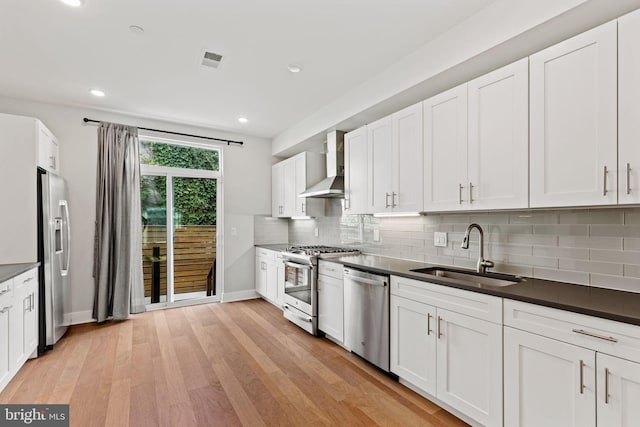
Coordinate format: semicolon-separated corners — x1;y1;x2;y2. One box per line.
410;267;524;288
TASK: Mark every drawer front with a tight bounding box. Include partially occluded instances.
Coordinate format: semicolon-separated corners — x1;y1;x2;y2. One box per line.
391;275;502;324
13;269;36;291
256;248;277;261
0;278;12;299
318;261;343;279
504;299;640;362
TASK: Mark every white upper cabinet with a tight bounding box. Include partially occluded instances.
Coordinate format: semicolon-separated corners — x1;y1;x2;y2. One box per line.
344;126;369;214
271;152;325;218
367;116;393;213
530;21;617;208
392;102;424;212
618;9;640;205
423;83;468;211
37;123;59;174
467;58;529;210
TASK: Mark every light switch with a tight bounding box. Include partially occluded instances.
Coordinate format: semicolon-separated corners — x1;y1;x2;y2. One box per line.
373;229;380;242
434;232;447;247
231;227;237;236
314;227;319;237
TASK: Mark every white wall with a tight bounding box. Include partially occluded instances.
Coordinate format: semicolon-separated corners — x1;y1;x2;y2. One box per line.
0;96;273;322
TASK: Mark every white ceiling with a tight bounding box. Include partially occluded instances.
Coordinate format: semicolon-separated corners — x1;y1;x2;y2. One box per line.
0;0;495;138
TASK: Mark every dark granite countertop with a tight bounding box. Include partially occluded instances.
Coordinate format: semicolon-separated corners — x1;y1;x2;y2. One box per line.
334;254;640;327
0;263;40;283
255;243;290;251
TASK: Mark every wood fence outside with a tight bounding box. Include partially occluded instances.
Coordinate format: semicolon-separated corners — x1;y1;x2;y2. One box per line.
142;225;216;298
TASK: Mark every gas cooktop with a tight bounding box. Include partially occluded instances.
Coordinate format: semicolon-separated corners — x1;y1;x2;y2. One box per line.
285;245;360;257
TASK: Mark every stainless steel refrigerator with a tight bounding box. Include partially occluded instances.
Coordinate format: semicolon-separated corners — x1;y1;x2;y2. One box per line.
37;170;71;353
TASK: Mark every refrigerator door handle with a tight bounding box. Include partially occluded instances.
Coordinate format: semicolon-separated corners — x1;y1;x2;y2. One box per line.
60;200;71;276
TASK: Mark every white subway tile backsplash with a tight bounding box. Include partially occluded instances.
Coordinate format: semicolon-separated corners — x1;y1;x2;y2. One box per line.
533;246;589;260
590;274;640;293
286;207;640;293
533;267;590;286
559;236;623;250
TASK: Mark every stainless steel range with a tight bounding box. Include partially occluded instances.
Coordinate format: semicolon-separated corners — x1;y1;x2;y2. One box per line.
281;245;359;335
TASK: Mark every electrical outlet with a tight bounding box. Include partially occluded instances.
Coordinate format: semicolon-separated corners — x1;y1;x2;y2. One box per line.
314;227;319;237
231;227;237;236
373;229;380;242
434;232;448;247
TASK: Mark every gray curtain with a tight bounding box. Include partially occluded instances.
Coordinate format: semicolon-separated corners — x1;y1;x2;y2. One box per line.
93;122;146;322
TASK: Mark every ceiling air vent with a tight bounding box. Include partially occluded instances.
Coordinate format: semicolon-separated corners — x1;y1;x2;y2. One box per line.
202;50;223;69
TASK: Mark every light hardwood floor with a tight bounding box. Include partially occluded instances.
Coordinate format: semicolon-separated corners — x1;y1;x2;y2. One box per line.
0;299;469;427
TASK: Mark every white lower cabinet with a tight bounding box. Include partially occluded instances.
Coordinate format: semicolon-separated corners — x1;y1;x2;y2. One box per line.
504;327;595;427
318;261;344;343
504;299;640;427
390;275;503;427
255;248;280;304
597;353;640;427
0;267;39;393
390;295;436;395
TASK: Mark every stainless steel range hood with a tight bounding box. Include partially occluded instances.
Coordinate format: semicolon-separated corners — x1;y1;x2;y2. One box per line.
299;130;346;198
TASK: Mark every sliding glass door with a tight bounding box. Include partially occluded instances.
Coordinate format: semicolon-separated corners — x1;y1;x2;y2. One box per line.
140;138;221;307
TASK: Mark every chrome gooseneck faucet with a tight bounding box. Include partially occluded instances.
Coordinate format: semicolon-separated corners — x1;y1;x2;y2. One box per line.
461;223;494;274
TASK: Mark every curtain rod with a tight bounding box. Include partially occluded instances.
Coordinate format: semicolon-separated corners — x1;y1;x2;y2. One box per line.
82;118;244;146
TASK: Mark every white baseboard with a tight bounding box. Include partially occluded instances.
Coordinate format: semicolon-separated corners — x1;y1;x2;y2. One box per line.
222;289;260;302
68;310;95;325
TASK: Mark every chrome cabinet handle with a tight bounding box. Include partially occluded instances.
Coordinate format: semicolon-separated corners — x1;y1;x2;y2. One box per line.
345;198;350;210
603;166;608;196
572;328;618;343
605;367;610;404
469;182;474;204
437;316;443;339
427;313;433;336
0;289;9;297
392;192;397;208
385;192;391;208
23;277;33;283
459;184;464;204
301;202;305;213
30;293;34;312
0;305;12;314
579;360;585;394
627;163;632;195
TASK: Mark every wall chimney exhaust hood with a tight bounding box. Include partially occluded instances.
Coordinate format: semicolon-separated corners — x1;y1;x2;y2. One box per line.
299;130;346;198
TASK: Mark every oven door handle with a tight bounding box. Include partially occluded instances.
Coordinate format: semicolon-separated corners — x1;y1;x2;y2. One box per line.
284;261;312;270
283;304;313;323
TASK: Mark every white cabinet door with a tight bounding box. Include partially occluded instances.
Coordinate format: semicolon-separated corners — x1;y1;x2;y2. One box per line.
390;295;436;395
344;126;369;214
23;282;37;358
392;102;423;212
423;84;468;211
272;163;284;217
265;257;278;302
255;256;267;295
597;353;640;427
504;327;595;427
294;155;308;216
318;274;344;342
0;287;11;390
282;160;297;216
436;308;502;427
276;256;285;307
530;21;617;208
468;58;529;210
368;116;393;213
37;123;59;174
618;9;640;205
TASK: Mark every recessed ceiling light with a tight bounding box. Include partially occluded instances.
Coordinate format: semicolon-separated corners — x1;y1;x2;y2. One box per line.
60;0;83;7
238;117;248;124
90;89;105;97
287;64;302;73
129;25;145;35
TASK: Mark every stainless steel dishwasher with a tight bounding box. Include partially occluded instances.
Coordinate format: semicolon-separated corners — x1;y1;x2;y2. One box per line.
343;267;390;372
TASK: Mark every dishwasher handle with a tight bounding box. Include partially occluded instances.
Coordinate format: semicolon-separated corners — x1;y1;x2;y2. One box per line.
344;268;388;286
